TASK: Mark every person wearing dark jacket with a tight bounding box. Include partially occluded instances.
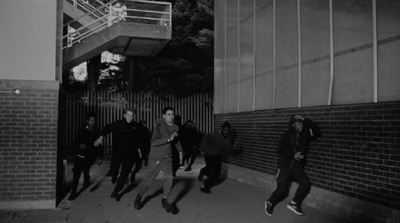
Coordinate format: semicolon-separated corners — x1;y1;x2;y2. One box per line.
180;120;204;172
198;121;236;194
94;108;144;200
138;120;151;167
69;113;103;201
265;115;321;217
128;120;151;184
134;107;182;214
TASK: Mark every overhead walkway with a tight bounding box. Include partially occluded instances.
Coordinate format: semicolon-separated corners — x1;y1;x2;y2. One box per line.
62;0;172;71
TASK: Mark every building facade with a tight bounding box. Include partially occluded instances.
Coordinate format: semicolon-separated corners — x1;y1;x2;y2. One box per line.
0;0;63;209
214;0;400;222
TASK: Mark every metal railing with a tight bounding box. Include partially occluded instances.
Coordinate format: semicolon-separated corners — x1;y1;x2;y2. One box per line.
63;0;171;50
67;0;108;21
63;91;214;155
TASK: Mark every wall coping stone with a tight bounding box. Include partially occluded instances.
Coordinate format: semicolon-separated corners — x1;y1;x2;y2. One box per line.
0;79;59;91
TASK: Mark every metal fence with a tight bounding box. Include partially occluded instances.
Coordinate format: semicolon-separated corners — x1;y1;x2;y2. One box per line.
63;90;214;154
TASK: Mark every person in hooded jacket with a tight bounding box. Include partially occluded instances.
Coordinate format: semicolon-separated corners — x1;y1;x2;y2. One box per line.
69;112;103;201
197;121;237;194
265;115;321;217
133;106;182;214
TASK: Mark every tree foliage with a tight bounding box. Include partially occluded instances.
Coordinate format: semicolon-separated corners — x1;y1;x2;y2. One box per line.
133;0;214;97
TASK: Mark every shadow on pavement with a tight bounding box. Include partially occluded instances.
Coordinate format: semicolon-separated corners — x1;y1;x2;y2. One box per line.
116;181;139;201
171;178;195;213
90;175;107;192
141;188;163;207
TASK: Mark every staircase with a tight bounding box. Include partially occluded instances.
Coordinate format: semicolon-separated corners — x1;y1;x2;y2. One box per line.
63;0;172;71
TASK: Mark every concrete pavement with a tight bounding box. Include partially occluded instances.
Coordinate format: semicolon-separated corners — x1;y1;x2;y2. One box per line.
0;157;352;223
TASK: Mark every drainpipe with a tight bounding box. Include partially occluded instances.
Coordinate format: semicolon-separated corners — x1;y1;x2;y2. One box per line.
328;0;334;105
372;0;378;103
297;0;302;108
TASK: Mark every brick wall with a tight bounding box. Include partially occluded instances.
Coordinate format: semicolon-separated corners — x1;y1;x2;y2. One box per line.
215;101;400;210
0;79;59;208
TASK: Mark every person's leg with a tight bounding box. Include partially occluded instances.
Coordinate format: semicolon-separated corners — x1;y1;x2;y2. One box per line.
134;158;164;210
113;153;135;195
202;155;221;192
161;159;174;198
198;153;211;182
188;149;198;167
172;147;180;176
287;165;310;216
160;157;175;213
110;152;123;184
265;166;291;216
143;145;150;166
106;148;116;176
71;160;81;191
183;147;191;166
82;161;91;188
69;158;82;200
184;148;197;171
131;152;142;183
292;166;310;203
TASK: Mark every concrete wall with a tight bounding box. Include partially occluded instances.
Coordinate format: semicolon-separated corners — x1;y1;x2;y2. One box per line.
0;0;62;209
214;0;400;113
0;0;60;81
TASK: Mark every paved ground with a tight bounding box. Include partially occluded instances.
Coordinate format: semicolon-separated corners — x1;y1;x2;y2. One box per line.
0;157;352;223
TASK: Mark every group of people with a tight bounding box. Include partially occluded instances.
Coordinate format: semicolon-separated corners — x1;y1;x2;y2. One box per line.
68;108;151;201
68;106;322;217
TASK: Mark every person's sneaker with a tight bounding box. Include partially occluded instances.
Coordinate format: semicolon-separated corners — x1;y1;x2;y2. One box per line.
200;185;211;194
265;200;274;216
184;166;192;172
161;198;173;213
287;201;304;216
134;194;142;210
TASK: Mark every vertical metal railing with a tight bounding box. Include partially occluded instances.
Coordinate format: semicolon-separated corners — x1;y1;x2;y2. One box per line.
64;91;214;155
63;0;171;49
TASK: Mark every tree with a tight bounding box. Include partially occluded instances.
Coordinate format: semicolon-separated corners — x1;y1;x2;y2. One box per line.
134;0;214;97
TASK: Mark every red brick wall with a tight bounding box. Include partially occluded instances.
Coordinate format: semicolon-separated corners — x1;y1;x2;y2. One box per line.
0;80;59;204
215;101;400;210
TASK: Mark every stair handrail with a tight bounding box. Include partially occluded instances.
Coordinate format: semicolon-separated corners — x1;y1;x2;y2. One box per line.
78;1;108;21
70;0;106;20
63;0;119;28
63;0;171;50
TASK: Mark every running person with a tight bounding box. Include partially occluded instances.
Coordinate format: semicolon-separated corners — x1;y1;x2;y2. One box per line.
265;115;321;216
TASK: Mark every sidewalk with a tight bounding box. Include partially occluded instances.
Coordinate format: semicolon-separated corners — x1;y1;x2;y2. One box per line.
0;158;351;223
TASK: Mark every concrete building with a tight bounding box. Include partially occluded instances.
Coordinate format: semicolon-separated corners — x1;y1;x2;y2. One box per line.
0;0;171;209
214;0;400;222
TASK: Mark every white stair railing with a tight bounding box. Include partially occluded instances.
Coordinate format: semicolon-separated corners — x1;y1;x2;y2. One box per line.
63;0;171;50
